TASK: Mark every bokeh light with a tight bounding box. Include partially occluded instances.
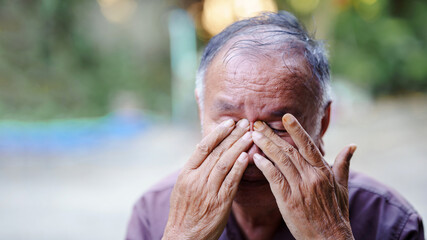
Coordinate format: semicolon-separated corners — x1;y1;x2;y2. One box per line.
289;0;319;15
361;0;377;5
353;0;382;20
202;0;277;36
97;0;138;23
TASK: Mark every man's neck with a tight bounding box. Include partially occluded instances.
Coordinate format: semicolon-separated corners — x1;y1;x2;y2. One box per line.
232;202;282;240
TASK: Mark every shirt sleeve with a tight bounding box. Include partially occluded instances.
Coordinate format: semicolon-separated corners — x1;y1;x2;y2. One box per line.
125;198;151;240
124;176;175;240
399;213;425;240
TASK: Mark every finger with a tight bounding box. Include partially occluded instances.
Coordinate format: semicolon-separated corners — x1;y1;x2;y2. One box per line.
333;144;357;188
209;132;253;191
200;119;250;172
185;119;235;169
254;121;309;174
253;121;285;147
282;114;323;167
220;152;249;200
253;153;291;197
252;131;300;184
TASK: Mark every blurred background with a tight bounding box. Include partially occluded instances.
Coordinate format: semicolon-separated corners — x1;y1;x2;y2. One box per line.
0;0;426;239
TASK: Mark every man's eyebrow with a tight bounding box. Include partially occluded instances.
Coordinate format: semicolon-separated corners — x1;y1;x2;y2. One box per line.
213;100;242;112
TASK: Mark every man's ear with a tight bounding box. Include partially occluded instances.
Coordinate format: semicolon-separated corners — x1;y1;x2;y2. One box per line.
320;101;331;137
195;89;202;121
318;101;331;156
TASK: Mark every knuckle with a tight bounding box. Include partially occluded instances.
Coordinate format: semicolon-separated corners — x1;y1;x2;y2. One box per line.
215;161;228;173
294;127;304;135
284;146;300;161
287;198;300;211
228;134;241;144
307;171;332;190
217;136;236;151
196;142;210;155
222;179;234;193
265;141;278;154
209;148;223;160
284;145;295;155
306;142;319;155
271;170;285;185
274;149;286;161
307;173;320;186
231;128;247;139
280;157;293;169
264;129;275;139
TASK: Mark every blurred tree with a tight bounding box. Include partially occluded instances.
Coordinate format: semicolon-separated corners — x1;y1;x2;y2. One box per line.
1;0;426;121
0;0;171;120
330;0;427;95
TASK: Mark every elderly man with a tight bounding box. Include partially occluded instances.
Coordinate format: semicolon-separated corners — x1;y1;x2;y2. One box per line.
126;11;424;239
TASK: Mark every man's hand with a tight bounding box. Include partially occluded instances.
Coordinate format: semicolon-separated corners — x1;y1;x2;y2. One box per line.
162;119;252;240
252;113;356;240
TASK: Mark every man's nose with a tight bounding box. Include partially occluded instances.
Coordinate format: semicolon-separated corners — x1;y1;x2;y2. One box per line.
247;120;262;164
247;141;262;165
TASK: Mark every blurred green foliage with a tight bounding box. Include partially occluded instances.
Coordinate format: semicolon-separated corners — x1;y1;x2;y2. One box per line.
0;0;171;120
330;0;427;95
1;0;426;120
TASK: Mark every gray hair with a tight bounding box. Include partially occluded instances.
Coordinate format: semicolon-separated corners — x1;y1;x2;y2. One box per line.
196;11;331;114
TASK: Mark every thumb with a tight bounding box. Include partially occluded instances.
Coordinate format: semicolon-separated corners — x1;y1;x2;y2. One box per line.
333;144;357;188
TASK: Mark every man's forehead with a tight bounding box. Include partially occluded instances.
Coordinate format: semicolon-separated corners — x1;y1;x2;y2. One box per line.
223;35;305;63
206;38;312;91
207;30;311;83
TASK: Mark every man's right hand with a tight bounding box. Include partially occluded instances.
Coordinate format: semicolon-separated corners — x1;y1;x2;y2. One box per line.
162;119;252;240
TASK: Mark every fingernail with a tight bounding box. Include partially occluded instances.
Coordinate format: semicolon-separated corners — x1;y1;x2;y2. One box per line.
237;152;248;163
253;153;262;161
238;119;249;128
252;131;262;140
253;153;264;166
223;119;234;128
282;114;294;125
253;121;264;131
242;132;252;140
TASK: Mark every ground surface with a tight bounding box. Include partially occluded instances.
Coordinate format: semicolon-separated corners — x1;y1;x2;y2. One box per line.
0;95;426;239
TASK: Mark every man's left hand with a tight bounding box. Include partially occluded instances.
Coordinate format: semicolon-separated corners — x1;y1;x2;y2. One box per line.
252;113;356;240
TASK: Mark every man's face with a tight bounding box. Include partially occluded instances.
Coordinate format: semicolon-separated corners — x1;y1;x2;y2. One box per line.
199;42;323;206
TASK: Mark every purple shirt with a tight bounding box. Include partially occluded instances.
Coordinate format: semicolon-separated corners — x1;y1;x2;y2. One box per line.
126;171;424;240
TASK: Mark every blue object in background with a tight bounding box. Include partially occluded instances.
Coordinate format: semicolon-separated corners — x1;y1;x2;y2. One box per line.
0;113;148;153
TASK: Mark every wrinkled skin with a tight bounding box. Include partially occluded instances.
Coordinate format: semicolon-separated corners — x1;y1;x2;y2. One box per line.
163;119;253;240
163;37;356;240
252;115;355;239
